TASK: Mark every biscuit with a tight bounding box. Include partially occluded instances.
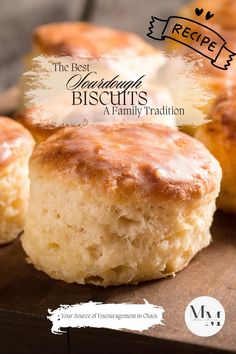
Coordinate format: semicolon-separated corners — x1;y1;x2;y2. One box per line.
22;123;221;286
170;0;236;138
195;87;236;213
33;22;156;57
0;117;34;244
180;0;236;31
15;110;59;144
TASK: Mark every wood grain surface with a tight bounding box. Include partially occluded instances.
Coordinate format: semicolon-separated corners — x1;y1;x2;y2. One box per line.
0;211;235;353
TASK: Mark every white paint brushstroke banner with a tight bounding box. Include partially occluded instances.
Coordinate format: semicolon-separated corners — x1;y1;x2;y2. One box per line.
47;300;165;334
22;54;213;127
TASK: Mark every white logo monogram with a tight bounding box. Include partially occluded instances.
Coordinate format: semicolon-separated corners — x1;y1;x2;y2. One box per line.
185;296;225;337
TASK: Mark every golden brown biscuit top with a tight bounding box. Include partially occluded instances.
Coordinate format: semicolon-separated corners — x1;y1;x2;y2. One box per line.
207;86;236;141
33;22;155;57
180;0;228;27
215;0;236;30
32;123;220;200
0;117;34;168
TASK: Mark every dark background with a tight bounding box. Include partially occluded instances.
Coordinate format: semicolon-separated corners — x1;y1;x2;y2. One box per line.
0;0;189;91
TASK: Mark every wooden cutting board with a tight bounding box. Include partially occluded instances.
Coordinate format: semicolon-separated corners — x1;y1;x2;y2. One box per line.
0;210;235;354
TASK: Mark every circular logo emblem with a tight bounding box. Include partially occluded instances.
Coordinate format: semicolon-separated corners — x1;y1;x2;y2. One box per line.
185;296;225;337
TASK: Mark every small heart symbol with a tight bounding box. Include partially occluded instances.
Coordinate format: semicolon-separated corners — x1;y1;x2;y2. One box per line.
205;11;214;20
195;8;204;16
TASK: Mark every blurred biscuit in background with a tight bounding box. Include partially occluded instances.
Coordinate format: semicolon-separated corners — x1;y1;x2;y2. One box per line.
15;109;59;144
0;117;34;244
195;86;236;213
32;21;156;57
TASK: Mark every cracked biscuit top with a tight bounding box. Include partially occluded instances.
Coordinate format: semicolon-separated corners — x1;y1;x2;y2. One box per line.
31;123;221;200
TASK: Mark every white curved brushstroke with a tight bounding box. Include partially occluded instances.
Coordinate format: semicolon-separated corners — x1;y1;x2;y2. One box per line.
47;299;165;335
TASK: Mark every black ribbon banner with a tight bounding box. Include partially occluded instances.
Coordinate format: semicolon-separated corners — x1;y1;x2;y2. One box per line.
147;16;235;70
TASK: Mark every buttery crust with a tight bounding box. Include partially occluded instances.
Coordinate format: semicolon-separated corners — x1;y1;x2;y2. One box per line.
31;123;221;201
203;87;236;141
33;22;156;57
0;117;34;168
194;87;236;212
217;0;236;30
180;0;232;29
